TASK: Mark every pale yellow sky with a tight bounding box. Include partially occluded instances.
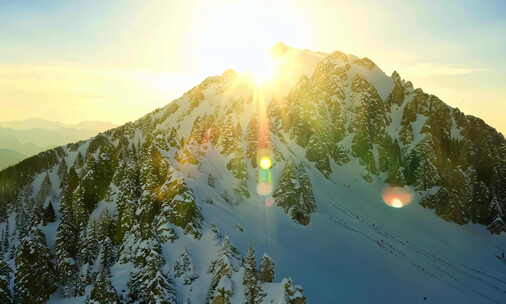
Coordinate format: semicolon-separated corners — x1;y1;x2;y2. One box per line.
1;0;505;134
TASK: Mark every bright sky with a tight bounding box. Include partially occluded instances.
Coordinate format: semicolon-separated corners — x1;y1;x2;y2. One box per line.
1;0;505;133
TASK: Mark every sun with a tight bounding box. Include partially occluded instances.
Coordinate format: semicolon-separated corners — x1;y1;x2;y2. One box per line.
232;49;280;87
247;54;279;86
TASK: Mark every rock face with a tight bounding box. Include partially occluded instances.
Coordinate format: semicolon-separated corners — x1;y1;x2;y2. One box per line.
0;44;505;303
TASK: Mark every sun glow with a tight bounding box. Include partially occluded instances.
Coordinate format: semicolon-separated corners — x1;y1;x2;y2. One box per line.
245;53;280;86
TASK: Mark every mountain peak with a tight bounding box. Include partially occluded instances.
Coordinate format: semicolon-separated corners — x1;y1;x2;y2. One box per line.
1;45;506;304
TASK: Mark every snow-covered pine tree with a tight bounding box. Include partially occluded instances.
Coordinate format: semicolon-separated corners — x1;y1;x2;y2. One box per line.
297;162;316;224
211;276;233;304
174;248;199;285
489;194;506;234
274;161;316;225
1;227;9;257
273;161;299;214
112;150;140;243
208;173;217;188
472;180;491;224
243;248;265;304
43;201;56;224
189;115;207;146
36;174;51;207
306;128;332;178
246;117;259;167
414;135;441;191
72;185;89;235
75;152;84;168
158;175;202;238
208;237;241;303
127;236;176;304
55;202;80;296
97;235;115;269
30;197;44;227
57;159;68;180
0;259;12;304
282;278;306;304
14;189;29;240
219;116;240;156
86;267;119;304
15;226;56;303
258;254;275;283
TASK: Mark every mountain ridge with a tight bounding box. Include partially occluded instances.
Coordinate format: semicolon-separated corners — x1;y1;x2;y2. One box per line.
0;45;505;303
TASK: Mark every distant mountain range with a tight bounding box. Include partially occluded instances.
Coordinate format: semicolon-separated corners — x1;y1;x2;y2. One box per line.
0;118;116;170
0;118;117;132
0;149;25;171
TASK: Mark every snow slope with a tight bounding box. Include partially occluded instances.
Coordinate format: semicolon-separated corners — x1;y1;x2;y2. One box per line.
1;44;506;304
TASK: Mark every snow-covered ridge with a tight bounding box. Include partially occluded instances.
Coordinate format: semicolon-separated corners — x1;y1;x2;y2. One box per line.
0;44;505;304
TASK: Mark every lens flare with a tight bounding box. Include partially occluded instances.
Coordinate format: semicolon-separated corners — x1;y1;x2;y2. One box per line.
391;198;403;208
382;186;413;208
265;197;274;207
259;156;272;169
257;182;273;196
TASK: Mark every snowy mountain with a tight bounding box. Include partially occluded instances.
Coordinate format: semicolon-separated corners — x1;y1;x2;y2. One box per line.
0;43;506;303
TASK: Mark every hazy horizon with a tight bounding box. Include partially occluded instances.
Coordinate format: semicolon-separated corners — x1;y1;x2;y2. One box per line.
1;0;505;133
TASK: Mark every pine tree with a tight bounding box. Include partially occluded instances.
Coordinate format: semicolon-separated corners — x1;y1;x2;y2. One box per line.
36;174;51;206
208;174;217;188
158;175;202;239
15;227;56;303
415;156;440;191
97;235;115;269
306;129;332;177
127;237;176;304
55;200;79;296
489;194;506;234
258;254;275;283
174;248;199;285
208;237;241;303
57;159;68;180
211;276;233;304
113;151;141;243
273;161;299;213
72;185;89;234
243;248;265;304
79;223;100;285
76;152;84;168
273;161;316;225
246;117;259;167
227;156;248;181
189;116;207;146
473;180;491;224
15;190;29;239
282;278;306;304
30;197;44;227
414;135;441;191
219;116;240;155
0;259;12;304
297;162;317;218
2;227;9;257
86;268;119;304
43;201;56;224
